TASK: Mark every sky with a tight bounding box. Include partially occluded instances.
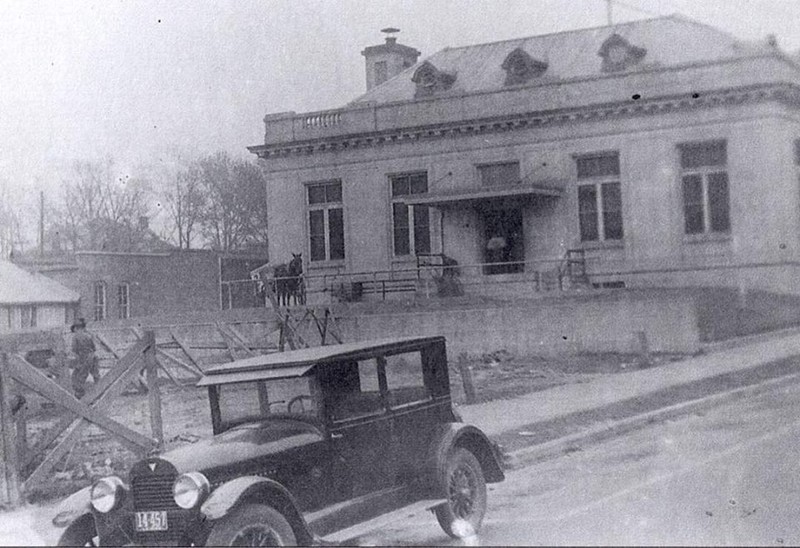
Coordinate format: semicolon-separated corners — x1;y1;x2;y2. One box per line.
2;0;799;240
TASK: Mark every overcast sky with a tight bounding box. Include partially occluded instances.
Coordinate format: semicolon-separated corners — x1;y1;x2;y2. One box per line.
2;0;799;236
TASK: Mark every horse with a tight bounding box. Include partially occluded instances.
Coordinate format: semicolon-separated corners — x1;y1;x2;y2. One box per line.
273;253;305;306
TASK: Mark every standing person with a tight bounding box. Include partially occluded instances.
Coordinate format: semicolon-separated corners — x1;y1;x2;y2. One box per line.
70;318;100;399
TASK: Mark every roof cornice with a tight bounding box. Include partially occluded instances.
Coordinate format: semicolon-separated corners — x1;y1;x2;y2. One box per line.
249;82;800;160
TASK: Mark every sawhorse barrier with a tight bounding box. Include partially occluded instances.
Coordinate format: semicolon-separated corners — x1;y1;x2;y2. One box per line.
0;331;164;508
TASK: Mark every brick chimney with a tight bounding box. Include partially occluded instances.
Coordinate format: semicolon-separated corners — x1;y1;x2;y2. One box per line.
361;28;420;91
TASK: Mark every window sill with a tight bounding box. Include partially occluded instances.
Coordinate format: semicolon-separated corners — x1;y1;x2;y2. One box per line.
578;240;625;251
683;232;732;245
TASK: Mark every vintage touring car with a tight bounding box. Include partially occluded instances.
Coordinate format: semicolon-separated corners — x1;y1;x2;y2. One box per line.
53;336;505;546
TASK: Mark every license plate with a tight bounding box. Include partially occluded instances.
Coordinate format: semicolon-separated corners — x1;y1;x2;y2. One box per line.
135;510;168;532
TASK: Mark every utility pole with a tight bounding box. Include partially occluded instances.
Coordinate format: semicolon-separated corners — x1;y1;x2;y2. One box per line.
606;0;614;25
39;191;44;256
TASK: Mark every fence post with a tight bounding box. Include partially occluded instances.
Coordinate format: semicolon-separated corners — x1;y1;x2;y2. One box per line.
456;354;477;405
0;353;21;508
144;331;163;450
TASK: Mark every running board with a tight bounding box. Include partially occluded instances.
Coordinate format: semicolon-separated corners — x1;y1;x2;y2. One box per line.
319;497;446;545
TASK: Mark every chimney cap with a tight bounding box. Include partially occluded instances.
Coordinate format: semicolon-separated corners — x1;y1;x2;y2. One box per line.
381;27;400;34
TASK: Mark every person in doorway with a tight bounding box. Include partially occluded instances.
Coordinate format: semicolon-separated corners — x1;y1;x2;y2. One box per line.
70;318;100;399
486;234;507;274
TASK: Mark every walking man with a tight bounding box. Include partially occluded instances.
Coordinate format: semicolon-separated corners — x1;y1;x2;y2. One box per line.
70;318;100;399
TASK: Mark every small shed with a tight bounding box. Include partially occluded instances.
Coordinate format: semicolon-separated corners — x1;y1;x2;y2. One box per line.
0;260;80;332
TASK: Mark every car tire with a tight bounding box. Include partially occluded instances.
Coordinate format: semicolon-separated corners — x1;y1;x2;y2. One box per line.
434;447;487;539
56;516;99;547
206;503;297;546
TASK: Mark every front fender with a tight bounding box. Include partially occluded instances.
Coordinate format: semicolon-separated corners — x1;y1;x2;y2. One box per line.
52;486;92;528
425;423;505;494
201;476;314;545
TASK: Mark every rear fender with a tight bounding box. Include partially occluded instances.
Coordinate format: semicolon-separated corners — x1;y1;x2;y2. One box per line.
201;476;313;545
425;423;505;494
52;486;92;528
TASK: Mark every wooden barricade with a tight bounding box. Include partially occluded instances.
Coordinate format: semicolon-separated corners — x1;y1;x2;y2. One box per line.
0;331;164;505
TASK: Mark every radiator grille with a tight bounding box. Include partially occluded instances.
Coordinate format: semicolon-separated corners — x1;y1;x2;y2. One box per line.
131;473;178;510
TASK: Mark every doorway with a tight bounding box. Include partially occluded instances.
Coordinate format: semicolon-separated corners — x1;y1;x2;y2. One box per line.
482;207;524;275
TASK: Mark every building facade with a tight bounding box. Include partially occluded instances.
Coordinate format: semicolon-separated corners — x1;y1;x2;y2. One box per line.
0;261;79;333
249;16;800;296
19;250;268;323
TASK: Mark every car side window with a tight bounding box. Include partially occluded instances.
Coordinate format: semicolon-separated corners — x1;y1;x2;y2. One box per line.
384;351;431;408
327;359;385;421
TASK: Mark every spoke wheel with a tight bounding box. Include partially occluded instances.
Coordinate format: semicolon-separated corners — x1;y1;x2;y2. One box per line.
207;503;296;547
232;524;282;546
435;448;487;539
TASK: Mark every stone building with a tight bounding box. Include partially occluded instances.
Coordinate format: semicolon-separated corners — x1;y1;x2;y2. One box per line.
249;16;800;297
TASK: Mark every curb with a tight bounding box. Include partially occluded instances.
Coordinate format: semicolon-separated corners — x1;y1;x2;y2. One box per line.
504;368;800;471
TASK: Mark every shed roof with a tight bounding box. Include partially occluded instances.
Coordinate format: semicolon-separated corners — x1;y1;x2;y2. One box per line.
351;15;770;105
0;261;80;304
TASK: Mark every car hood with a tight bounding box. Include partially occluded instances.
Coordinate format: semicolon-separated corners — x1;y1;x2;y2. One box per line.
162;418;324;473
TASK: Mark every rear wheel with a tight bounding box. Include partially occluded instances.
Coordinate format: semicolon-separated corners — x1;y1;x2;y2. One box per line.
434;448;487;539
206;503;296;546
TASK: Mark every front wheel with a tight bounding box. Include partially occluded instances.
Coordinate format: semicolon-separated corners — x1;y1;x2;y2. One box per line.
56;516;98;546
206;503;296;546
434;448;487;539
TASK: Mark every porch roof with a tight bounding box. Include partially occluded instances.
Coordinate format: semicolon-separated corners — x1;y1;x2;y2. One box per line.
399;182;563;207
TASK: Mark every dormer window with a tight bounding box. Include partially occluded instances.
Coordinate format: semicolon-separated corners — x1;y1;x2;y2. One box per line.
598;34;647;72
501;48;548;86
412;61;456;98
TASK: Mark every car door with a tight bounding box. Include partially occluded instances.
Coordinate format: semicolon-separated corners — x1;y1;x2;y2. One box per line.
382;350;440;485
324;358;394;500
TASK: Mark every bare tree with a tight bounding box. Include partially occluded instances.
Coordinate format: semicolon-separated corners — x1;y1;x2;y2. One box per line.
49;158;152;251
195;152;268;252
164;165;205;249
0;181;26;258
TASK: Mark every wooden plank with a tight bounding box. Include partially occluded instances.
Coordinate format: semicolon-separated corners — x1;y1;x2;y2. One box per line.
22;348;156;490
156;349;201;379
0;354;21;508
144;332;163;449
225;324;256;358
7;356;154;449
168;328;203;373
21;339;150;467
93;332;121;359
216;322;238;361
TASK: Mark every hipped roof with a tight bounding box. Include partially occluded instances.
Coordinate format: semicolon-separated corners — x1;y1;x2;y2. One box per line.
0;261;80;304
351;15;769;105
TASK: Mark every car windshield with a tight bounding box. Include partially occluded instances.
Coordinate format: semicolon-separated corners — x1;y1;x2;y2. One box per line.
217;376;320;426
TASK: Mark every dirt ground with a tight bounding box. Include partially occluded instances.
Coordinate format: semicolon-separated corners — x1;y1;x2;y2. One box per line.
16;347;686;505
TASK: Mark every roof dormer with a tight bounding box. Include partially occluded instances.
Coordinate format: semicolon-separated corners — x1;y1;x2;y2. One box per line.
501;47;548;86
598;33;647;72
411;61;456;98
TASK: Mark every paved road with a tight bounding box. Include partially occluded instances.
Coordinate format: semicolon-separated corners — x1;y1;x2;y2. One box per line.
366;376;800;546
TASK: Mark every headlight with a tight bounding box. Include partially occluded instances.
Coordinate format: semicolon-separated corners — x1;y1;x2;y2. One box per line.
173;472;210;509
90;476;126;513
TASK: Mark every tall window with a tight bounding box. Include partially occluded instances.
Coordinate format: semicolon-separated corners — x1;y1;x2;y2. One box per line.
307;181;345;262
391;172;430;256
576;153;623;242
478;162;520;187
93;281;107;321
118;283;130;319
679;140;730;235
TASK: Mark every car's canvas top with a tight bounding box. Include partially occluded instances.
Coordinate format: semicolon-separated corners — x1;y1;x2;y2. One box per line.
197;335;445;386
